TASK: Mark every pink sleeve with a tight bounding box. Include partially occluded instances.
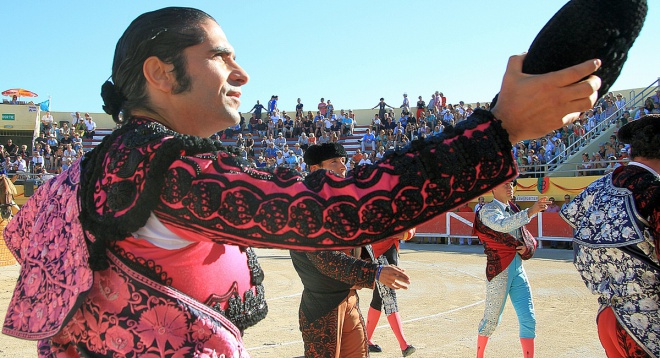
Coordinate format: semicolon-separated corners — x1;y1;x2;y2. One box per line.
154;113;516;250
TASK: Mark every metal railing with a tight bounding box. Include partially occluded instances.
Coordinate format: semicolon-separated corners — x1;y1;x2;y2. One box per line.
518;158;628;178
544;79;659;170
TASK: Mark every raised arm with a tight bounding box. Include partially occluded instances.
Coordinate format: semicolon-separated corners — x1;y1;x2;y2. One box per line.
152;111;516;250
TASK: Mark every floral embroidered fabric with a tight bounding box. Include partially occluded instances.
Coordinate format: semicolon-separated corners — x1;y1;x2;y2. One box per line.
39;252;248;357
561;167;660;357
2;160;93;340
560;173;649;247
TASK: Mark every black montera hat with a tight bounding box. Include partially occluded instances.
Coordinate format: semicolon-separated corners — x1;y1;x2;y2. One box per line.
304;143;347;166
491;0;647;106
617;114;660;159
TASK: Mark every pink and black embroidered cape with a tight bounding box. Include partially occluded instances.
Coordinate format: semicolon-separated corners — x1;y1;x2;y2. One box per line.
3;110;516;357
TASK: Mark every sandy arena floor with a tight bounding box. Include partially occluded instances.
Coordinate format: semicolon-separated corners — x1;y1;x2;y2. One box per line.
0;243;605;357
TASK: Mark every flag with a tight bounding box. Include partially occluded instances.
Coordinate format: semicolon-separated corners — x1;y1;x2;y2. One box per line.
537;176;550;194
39;99;50;111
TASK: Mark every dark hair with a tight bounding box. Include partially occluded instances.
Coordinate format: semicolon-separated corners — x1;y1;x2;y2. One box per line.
101;7;215;123
617;114;660;159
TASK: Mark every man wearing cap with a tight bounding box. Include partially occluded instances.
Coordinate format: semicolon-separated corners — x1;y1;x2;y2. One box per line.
291;142;303;157
274;132;286;151
291;143;410;357
561;115;660;357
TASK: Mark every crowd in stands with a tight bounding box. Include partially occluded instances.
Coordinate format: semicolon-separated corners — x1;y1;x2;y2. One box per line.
4;88;659;182
1;111;98;183
514;90;660;177
212;89;658;177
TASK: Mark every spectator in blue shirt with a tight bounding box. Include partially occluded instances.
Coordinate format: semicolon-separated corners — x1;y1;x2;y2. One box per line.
361;128;376;152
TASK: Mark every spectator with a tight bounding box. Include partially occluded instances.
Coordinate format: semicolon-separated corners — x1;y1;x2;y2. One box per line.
604;155;621;174
614;93;626;109
249;100;267;119
261;134;274;148
254;155;267;168
474;197;486;212
43;145;54;171
63;144;76;162
60;157;73;173
71;112;85;132
244;133;255;157
275;150;285;166
361;128;376;152
318;131;330;144
237;145;248;160
591;152;606;175
0;145;7;163
318;98;327;117
47;134;59;153
371;113;383;133
283;115;294;138
303;113;314;135
13;154;27;173
619;148;631;163
341;111;354;136
274;132;286;151
31;151;45;171
285;151;298;168
72;132;83;151
1;157;12;174
33;133;48;153
16;145;29;160
84;113;97;139
255;118;267;138
560;195;571;211
41;111;54;134
60;132;73;147
552;138;566;163
415;96;426;119
263;142;278;158
5;139;17;160
267;95;278;115
298;133;309;150
295;98;304;119
291;142;303;157
400;93;410;113
545;197;561;212
358;152;373;166
326;100;334;118
375;146;386;161
371;97;394;120
247;113;259;133
323;115;333;133
351;149;364;167
578;153;592;176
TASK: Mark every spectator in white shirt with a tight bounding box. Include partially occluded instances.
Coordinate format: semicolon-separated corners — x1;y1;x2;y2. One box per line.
84;113;97;138
41;111;54;135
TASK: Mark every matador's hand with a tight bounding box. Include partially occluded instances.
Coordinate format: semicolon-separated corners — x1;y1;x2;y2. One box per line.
378;265;410;290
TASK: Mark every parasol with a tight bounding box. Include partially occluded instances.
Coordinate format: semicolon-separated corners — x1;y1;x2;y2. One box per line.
2;88;39;99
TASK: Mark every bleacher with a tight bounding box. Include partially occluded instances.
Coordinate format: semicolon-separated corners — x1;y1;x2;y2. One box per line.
82;126;373;159
81;128;114;151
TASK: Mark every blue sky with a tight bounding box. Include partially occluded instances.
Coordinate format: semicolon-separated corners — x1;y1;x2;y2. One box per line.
1;1;657;114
